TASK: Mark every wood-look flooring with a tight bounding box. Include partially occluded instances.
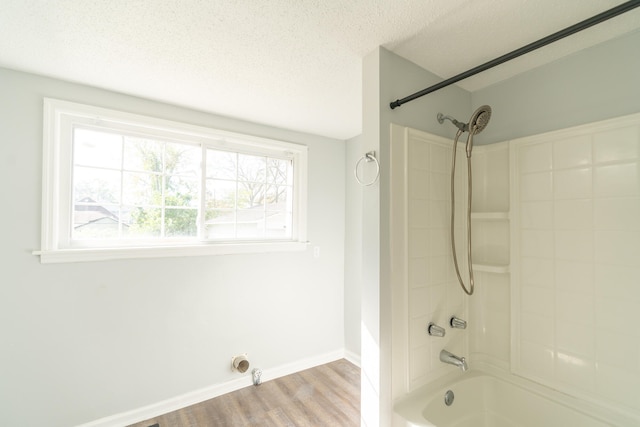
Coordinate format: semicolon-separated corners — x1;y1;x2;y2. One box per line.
128;359;360;427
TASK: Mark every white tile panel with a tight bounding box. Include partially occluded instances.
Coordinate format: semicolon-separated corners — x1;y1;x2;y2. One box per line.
429;229;449;256
409;286;429;319
554;167;592;199
408;257;428;288
521;257;554;288
409;168;429;200
521;285;554;317
594;263;640;302
430;144;450;174
553;135;592;169
594;230;640;266
556;290;595;326
594;163;640;197
594;197;640;230
554;230;593;262
555;260;593;292
520;172;553;201
554;199;592;230
520;201;553;229
556;322;595;359
512;113;640;417
408;198;429;228
520;313;554;347
409;139;429;170
429;172;449;201
556;351;596;392
520;341;554;380
521;229;554;257
519;141;552;173
409;228;429;257
593;126;639;163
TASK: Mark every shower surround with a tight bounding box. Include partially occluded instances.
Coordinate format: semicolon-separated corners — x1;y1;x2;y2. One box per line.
390;112;640;425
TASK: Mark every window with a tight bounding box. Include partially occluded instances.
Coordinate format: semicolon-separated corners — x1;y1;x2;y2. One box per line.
37;99;308;263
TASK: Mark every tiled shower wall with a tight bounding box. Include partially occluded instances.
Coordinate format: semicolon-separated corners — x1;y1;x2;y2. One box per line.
394;115;640;417
511;114;640;414
404;128;467;391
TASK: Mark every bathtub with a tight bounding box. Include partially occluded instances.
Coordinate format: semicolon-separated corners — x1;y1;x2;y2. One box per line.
393;368;637;427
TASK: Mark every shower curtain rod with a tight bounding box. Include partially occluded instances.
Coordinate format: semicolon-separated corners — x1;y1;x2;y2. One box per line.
389;0;640;110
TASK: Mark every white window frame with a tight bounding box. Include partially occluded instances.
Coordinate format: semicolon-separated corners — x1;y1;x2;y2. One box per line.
35;98;308;263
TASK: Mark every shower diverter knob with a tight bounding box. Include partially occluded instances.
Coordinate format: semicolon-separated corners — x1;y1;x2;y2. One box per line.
450;316;467;329
428;323;446;337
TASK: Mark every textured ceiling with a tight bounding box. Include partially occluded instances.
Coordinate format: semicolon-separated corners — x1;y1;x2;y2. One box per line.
1;1;639;140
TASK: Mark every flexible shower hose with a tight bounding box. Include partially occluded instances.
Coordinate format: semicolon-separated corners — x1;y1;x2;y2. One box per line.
450;128;477;296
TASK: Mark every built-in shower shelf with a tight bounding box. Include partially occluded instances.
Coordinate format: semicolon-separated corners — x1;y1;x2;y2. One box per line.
473;262;510;274
471;212;510;220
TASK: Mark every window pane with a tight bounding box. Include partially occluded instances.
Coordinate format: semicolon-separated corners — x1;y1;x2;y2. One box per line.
206;149;236;179
238;182;264;209
123;172;162;206
266;211;292;238
206;179;236;209
128;207;162;238
166;142;200;176
73;166;121;204
165;208;198;237
267;158;291;185
73;128;122;169
237;209;265;238
204;209;235;239
123;137;163;172
72;204;121;240
165;175;199;207
238;153;266;183
265;185;291;207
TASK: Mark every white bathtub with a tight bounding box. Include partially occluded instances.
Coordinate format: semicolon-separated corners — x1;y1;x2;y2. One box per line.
393;369;637;427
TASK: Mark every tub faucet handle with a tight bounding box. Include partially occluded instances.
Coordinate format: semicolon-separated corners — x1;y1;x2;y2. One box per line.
428;322;446;337
450;316;467;329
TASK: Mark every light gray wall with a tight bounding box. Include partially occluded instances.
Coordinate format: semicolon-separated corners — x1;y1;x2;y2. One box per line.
0;68;346;427
360;47;470;426
344;134;363;359
474;29;640;143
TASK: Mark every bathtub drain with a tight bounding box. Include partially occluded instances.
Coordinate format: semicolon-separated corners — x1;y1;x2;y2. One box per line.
444;390;454;406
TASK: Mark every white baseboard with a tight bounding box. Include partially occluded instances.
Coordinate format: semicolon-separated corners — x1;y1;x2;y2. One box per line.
344;349;361;367
76;349;347;427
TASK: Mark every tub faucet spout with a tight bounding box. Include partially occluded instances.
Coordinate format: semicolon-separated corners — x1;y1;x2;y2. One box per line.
440;349;468;372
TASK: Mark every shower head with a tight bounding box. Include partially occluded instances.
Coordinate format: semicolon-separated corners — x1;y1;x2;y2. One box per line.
438;105;493;159
437;105;492;135
468;105;492;135
465;105;492;158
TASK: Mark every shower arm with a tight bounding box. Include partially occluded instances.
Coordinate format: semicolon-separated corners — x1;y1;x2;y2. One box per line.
389;0;640;110
437;113;467;132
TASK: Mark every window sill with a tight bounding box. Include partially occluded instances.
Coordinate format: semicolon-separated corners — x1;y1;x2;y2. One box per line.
33;241;309;264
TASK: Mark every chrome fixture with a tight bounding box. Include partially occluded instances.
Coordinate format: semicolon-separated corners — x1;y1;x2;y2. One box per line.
440;349;468;372
427;322;446;337
444;390;455;406
450;316;467;329
252;368;262;386
438;105;493;296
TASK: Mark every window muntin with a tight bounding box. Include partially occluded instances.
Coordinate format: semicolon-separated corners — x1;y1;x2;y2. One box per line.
39;99;307;261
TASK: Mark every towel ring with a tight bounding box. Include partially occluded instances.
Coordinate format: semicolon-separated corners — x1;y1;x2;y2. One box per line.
355;151;380;186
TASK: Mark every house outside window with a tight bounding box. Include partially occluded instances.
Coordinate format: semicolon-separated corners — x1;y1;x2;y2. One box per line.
37;99;308;263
